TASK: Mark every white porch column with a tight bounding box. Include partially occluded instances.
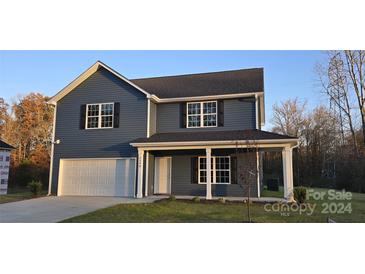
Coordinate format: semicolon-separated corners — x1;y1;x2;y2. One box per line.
145;151;149;197
282;147;294;202
206;148;212;200
137;148;144;198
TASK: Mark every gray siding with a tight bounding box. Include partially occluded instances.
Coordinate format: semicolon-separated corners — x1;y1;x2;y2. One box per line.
51;67;147;194
156;99;256;133
153;150;258;197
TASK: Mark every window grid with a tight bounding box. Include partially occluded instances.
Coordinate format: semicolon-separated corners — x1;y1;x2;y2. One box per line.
198;156;230;184
86;103;114;129
187;101;217;128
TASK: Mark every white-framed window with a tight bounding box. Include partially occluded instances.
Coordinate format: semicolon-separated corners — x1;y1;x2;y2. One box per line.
198;156;230;184
1;179;8;185
5;156;9;162
187;101;217;128
86;103;114;129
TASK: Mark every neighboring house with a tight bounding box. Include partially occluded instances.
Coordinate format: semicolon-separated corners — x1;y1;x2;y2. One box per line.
48;61;298;201
0;140;14;195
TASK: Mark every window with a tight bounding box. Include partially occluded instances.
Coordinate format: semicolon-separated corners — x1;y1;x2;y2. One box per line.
198;156;230;184
1;179;7;185
187;101;217;128
86;103;114;129
5;156;9;162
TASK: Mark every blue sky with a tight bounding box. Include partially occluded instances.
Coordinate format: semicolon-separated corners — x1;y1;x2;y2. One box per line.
0;50;325;129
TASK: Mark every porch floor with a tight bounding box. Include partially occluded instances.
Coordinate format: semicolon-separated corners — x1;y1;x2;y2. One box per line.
174;196;286;203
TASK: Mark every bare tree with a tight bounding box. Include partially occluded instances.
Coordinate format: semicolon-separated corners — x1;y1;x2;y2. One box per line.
344;50;365;146
272;98;307;141
271;98;307;185
235;133;259;222
317;51;358;155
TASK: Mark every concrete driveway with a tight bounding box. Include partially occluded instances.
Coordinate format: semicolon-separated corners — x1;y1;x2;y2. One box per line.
0;196;163;223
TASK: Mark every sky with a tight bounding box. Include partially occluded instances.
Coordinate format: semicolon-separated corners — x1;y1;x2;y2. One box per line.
0;50;326;129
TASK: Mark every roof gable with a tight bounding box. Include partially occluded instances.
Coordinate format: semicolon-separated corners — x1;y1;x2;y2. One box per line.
48;61;150;104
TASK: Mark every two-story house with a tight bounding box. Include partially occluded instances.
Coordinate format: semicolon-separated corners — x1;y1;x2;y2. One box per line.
48;61;298;201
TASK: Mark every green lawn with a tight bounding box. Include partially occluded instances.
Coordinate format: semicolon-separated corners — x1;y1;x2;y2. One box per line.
63;188;365;223
0;188;47;204
261;186;284;198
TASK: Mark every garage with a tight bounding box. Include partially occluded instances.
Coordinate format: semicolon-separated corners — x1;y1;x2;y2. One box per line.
58;158;136;197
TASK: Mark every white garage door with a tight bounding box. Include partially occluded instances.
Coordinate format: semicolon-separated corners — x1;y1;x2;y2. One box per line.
58;158;136;197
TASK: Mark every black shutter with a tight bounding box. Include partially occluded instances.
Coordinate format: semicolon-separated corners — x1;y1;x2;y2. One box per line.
113;102;120;128
231;156;237;184
191;157;198;184
218;100;224;127
180;102;187;128
80;104;86;129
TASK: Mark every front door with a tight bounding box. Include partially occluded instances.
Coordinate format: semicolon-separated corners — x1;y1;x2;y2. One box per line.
154;157;171;194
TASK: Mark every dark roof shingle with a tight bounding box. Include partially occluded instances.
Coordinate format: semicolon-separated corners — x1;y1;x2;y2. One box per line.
0;140;14;149
131;130;296;144
131;68;264;98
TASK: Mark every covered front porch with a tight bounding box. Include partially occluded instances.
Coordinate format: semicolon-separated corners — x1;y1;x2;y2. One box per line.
130;130;298;202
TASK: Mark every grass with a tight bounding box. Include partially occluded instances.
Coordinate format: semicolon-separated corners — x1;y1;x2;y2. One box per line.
0;187;47;204
63;188;365;223
261;186;284;198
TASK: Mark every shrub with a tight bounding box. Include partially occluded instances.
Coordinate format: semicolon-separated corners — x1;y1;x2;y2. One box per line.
27;181;43;196
294;187;307;204
218;197;226;204
192;196;200;203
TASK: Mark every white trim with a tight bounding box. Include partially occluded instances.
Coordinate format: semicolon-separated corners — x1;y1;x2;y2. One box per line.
60;157;137;161
85;102;114;129
198;156;231;184
137;149;144;198
282;147;294;202
187;101;218;128
150;92;264;103
147;99;151;137
145;151;149;196
48;61;150;104
259;95;265;127
131;139;299;148
205;148;212;200
48;103;57;196
57;157;137;197
255;94;259;129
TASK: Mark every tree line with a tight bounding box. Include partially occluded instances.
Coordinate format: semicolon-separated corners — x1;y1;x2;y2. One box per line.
271;50;365;193
0;93;53;188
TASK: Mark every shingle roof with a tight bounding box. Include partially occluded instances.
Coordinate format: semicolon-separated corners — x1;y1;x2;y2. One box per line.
131;68;264;98
0;140;14;149
131;130;296;144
